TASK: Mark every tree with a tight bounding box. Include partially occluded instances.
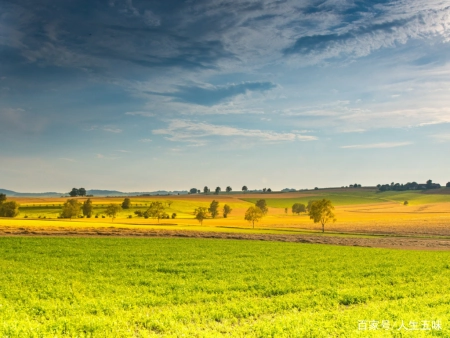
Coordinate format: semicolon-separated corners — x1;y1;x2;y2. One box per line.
166;200;173;208
447;182;450;188
292;203;306;215
204;186;209;194
426;179;433;189
146;201;166;222
244;206;263;228
255;199;268;215
189;188;198;194
105;204;122;222
308;199;336;233
0;201;20;217
267;188;272;192
194;207;208;225
121;198;131;209
307;200;316;212
78;188;87;197
82;198;93;218
215;186;221;195
242;186;248;193
226;186;232;193
404;200;409;206
285;207;288;214
263;188;267;193
209;200;219;218
61;199;81;220
0;194;6;204
69;188;79;197
223;204;232;218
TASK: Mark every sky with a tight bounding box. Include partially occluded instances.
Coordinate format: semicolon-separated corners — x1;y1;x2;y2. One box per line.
1;0;450;192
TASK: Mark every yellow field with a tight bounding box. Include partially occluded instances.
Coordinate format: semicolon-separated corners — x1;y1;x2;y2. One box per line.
2;189;450;237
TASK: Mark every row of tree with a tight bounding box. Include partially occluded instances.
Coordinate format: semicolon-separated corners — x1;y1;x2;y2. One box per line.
377;179;442;192
189;186;275;194
0;194;20;217
69;188;87;197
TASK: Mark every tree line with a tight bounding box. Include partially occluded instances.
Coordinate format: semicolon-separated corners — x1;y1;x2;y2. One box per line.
377;179;443;192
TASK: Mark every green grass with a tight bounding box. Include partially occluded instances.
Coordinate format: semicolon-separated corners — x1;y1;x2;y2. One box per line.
242;189;450;208
0;237;449;337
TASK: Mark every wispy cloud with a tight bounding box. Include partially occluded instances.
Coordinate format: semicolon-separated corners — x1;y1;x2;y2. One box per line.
103;127;122;133
125;111;155;117
152;120;317;143
341;142;413;149
140;138;152;142
96;154;119;160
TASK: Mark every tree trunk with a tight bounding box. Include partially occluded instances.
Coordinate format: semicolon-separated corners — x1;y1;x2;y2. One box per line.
322;222;324;233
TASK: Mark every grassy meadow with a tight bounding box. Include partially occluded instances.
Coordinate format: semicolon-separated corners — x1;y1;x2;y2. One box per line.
1;237;449;337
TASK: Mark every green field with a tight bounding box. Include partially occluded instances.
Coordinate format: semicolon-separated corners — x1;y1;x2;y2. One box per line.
1;237;449;337
243;189;450;208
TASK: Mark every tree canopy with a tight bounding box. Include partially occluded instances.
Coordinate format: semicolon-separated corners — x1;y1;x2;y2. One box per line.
292;203;306;215
223;204;232;218
208;200;219;218
146;201;166;222
255;199;268;215
194;207;208;225
105;204;122;222
226;186;232;193
0;196;20;217
308;199;336;233
242;186;248;192
244;206;263;228
82;199;93;218
61;199;81;219
121;198;131;209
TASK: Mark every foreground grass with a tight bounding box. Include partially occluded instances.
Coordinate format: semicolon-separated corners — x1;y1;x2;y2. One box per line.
1;238;449;337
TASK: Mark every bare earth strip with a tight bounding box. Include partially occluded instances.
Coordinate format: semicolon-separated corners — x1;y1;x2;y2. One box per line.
1;226;450;251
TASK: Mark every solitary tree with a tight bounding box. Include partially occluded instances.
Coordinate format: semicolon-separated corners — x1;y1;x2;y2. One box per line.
78;188;87;197
226;186;232;193
189;188;198;194
308;199;336;233
0;201;20;217
194;207;208;225
215;187;221;195
223;204;232;218
292;203;306;215
121;198;131;209
69;188;79;197
267;188;272;192
255;199;268;215
204;186;209;194
209;200;220;218
242;186;248;193
446;182;450;188
82;198;94;218
244;206;263;228
105;204;122;222
61;199;81;220
166;200;173;208
146;201;166;222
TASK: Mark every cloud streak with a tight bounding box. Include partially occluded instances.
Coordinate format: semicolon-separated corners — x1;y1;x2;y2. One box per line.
341;142;413;149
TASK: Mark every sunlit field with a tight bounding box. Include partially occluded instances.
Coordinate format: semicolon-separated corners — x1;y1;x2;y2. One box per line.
1;237;449;337
3;188;450;237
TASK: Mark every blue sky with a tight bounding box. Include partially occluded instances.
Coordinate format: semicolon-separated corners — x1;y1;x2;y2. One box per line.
1;0;450;192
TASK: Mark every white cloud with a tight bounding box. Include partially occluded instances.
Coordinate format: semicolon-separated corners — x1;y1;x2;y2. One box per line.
341;142;413;149
152;119;318;143
103;127;122;133
125;111;155;117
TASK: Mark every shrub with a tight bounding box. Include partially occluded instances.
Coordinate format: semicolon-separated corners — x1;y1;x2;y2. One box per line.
172;213;177;219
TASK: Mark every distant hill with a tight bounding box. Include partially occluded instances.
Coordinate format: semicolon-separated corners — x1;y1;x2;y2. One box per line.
0;188;188;197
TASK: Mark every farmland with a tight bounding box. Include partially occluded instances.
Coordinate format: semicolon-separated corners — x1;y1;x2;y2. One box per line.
1;188;450;336
1;237;450;337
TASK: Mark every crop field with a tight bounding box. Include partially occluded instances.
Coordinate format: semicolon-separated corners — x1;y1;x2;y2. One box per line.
3;188;450;237
1;237;450;337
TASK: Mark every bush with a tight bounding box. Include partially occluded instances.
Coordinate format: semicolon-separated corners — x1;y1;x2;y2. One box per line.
95;214;99;218
24;215;28;218
404;201;409;206
128;215;132;219
102;215;105;218
172;213;177;219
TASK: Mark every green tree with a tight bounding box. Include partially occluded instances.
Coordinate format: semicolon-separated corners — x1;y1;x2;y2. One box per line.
292;203;306;215
223;204;232;218
226;186;232;193
404;200;409;206
307;200;316;212
61;199;81;220
203;186;209;194
69;188;79;197
0;193;6;204
209;200;219;218
82;198;93;218
0;201;20;217
255;199;268;215
215;186;221;195
189;188;198;194
78;188;87;197
446;182;450;188
244;206;263;228
166;200;173;208
242;186;248;193
121;198;131;209
308;199;336;233
426;179;433;189
194;207;208;225
146;201;165;222
105;204;122;222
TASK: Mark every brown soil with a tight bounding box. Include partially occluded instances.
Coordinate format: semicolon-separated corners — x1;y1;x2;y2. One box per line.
1;226;450;251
